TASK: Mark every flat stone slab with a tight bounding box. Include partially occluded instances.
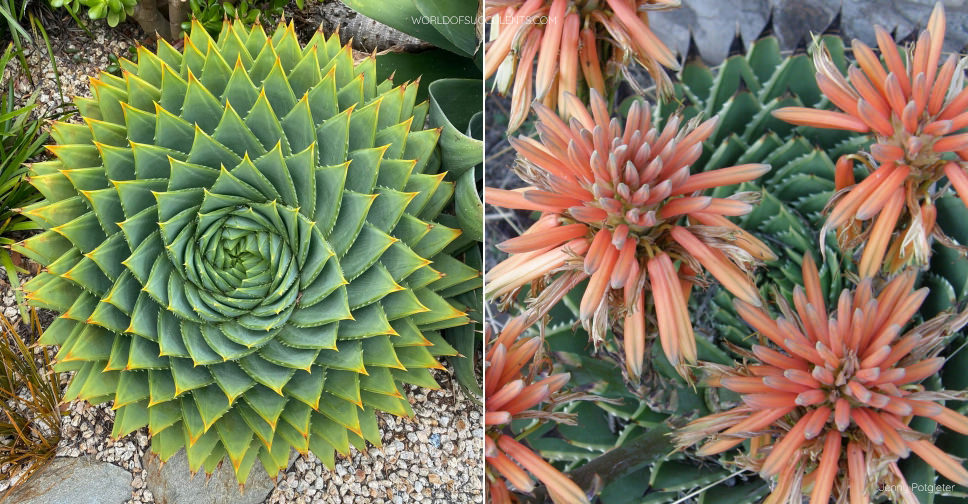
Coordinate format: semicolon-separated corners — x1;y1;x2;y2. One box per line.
651;0;968;64
144;449;275;504
3;456;131;504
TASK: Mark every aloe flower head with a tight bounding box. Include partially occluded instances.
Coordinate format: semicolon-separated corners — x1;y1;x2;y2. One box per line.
485;315;588;504
484;0;680;132
486;91;773;379
675;255;968;504
774;3;968;276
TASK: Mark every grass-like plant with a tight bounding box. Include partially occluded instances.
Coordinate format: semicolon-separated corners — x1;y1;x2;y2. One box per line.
0;44;52;320
0;308;63;492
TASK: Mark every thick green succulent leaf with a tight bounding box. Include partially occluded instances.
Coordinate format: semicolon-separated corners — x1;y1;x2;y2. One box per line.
375;49;481;103
427;79;483;179
341;0;475;57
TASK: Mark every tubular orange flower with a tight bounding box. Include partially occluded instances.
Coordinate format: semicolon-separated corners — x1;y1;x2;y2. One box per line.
773;3;967;275
485;317;588;504
484;0;681;132
674;255;968;504
486;91;772;379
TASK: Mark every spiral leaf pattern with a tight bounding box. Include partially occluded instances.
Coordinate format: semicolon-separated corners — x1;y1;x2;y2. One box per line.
16;19;479;482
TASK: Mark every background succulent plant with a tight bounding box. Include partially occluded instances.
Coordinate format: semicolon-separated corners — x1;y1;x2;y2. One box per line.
15;18;481;483
426;77;485;403
654;29;864;352
47;0;138;28
342;0;480;60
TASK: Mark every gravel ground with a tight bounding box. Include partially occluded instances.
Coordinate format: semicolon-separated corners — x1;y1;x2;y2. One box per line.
0;3;484;503
2;17;143;119
265;383;483;504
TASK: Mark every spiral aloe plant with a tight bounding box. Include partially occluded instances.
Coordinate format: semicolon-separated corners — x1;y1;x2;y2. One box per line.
15;19;481;483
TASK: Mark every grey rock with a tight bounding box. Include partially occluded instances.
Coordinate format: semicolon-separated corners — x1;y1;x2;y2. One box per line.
3;456;131;504
143;449;275;504
292;0;427;53
651;0;968;64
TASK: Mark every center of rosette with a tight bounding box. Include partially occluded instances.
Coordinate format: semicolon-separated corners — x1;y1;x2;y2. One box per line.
162;193;312;333
182;205;302;329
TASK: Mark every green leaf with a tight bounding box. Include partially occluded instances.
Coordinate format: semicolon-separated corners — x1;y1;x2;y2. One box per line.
148;399;182;434
113;401;149;438
239;354;296;394
215;408;255;469
374;49;480;103
258;339;320;371
427;79;482;179
193;383;232;430
170;356;214;395
283;367;327;409
316;340;364;373
323;368;362;407
444;323;480;403
213;102;267;158
310;411;350;455
209;361;255;403
453;168;482;242
242;384;288;428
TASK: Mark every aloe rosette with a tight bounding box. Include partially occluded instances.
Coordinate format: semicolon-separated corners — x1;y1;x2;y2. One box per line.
774;4;968;278
15;19;480;482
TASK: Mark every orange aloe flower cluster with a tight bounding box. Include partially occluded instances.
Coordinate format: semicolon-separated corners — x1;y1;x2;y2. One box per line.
484;0;680;132
675;255;968;504
485;316;589;504
486;90;774;378
774;3;968;276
